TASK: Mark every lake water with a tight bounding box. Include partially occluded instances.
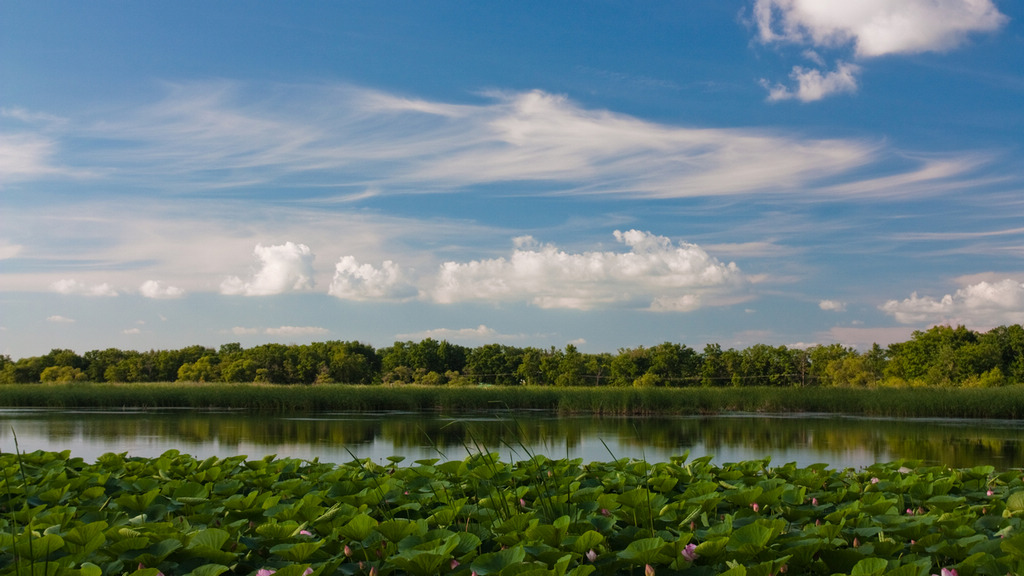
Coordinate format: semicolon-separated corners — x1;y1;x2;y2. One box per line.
2;409;1023;470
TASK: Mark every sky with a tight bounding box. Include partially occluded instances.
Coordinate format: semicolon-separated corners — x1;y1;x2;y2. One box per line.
2;1;1023;359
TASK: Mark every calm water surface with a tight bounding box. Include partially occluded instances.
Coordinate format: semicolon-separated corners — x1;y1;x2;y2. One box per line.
2;409;1023;469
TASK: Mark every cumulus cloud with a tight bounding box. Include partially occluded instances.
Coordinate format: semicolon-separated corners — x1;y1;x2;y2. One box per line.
51;278;118;297
264;326;330;336
396;325;513;342
763;61;860;102
881;278;1024;326
819;299;846;311
328;256;418;301
754;0;1007;57
139;280;185;299
230;325;329;336
754;0;1007;101
429;230;743;311
221;242;315;296
46;315;75;323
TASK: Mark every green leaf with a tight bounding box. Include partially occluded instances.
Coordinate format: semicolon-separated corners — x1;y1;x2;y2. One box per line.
339;513;378;541
851;557;888;576
472;545;527;576
187;564;230;576
618;537;669;565
188;528;230;551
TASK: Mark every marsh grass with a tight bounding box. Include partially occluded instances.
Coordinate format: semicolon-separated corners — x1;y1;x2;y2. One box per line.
2;382;1024;418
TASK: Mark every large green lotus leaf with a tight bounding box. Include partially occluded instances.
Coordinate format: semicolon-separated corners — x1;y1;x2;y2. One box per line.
850;557;888;576
727;520;784;556
617;536;669;565
338;514;378;541
186;564;230;576
389;549;453;576
375;518;424;543
64;521;108;558
270;540;323;562
133;538;184;566
15;533;65;561
498;561;551;576
187;528;230;551
567;530;604;555
471;545;527;575
1006;491;1024;513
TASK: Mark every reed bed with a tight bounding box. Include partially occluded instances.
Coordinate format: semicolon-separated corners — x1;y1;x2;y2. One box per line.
2;382;1024;418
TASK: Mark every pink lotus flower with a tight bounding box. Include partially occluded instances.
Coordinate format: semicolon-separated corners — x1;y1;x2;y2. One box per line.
751;503;759;512
600;508;610;517
519;498;527;508
811;497;818;506
369;566;378;576
586;549;597;563
681;543;698;562
451;559;460;570
344;544;353;556
256;569;276;576
303;569;314;576
870;477;879;484
299;530;312;536
906;508;915;515
645;564;655;576
988;489;995;496
932;569;958;576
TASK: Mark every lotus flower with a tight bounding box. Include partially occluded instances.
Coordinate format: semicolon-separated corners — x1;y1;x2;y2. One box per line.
987;489;995;496
600;508;610;517
681;543;698;562
645;564;655;576
451;559;460;570
299;529;312;536
345;544;353;557
932;569;958;576
751;502;759;512
811;497;818;506
586;549;598;563
256;570;276;576
870;477;879;484
303;569;314;576
369;566;379;576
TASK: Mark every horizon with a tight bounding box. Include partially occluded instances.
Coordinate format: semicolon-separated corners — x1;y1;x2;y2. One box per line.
2;2;1023;359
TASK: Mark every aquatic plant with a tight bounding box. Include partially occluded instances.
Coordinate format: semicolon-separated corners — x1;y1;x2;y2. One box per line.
2;449;1024;575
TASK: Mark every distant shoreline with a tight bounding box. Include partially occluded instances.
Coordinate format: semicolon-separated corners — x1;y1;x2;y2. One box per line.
1;383;1022;419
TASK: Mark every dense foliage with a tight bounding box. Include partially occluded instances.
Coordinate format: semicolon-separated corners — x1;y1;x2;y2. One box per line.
4;450;1024;576
3;325;1024;388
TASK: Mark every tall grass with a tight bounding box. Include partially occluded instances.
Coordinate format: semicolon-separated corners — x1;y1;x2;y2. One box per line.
2;382;1024;418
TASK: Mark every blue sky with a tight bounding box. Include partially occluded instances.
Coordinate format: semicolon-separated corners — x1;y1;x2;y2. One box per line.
2;1;1023;359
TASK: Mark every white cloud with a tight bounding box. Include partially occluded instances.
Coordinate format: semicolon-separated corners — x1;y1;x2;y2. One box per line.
328;257;418;301
763;61;860;102
881;278;1024;326
0;133;64;181
139;280;185;299
122;328;142;335
221;242;315;296
754;0;1007;57
430;230;743;311
0;241;22;260
754;0;1007;102
46;315;75;323
229;325;329;336
51;279;118;297
395;324;519;343
819;299;846;311
264;326;329;336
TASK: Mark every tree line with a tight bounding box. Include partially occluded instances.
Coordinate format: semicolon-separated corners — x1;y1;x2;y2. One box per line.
2;324;1023;388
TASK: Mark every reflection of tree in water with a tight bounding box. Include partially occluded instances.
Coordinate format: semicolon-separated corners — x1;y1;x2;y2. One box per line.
13;411;1024;469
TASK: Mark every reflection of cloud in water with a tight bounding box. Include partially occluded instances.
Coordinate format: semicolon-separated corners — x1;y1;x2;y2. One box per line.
2;410;1024;469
